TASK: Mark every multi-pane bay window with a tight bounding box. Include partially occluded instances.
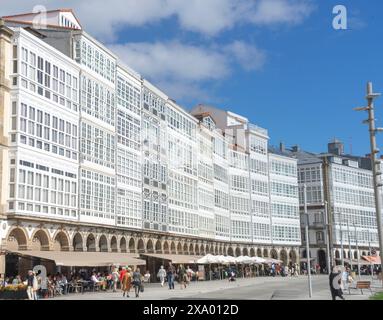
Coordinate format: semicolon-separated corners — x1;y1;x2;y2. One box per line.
270;159;296;177
271;181;298;198
19;46;78;111
16;159;77;218
214;164;228;183
298;185;322;204
81;75;115;125
18;102;78;160
116;148;141;188
116;189;142;228
251;179;268;196
230;175;249;193
76;38;116;83
272;224;300;243
117;75;141;116
249;135;267;155
80;169;115;219
214;189;229;210
231;220;251;240
271;202;299;219
80;122;115;169
117;110;140;151
333;166;372;188
253;223;271;241
229;150;248;170
252;200;270;218
249;158;268;175
230;195;250;216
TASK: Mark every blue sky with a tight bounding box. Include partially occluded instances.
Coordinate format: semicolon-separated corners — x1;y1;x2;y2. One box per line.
2;0;383;155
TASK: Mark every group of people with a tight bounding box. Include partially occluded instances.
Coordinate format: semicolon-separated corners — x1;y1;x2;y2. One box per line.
157;264;196;290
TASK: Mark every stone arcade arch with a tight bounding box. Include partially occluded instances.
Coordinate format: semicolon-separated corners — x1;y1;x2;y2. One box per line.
289;249;297;263
171;242;176;254
205;244;209;254
219;247;223;255
163;241;170;254
194;244;200;255
146;239;154;253
53;231;70;251
235;247;241;257
354;251;358;259
227;247;234;256
99;235;108;252
120;237;127;253
110;236;117;252
127;238;134;253
73;233;83;251
335;250;340;259
183;243;188;254
214;246;218;255
155;240;162;253
270;249;278;260
189;243;194;255
280;249;288;265
137;239;145;253
177;242;182;254
257;248;262;257
200;244;205;255
250;248;255;257
243;248;249;256
31;229;50;251
6;227;28;251
263;249;269;257
86;234;96;252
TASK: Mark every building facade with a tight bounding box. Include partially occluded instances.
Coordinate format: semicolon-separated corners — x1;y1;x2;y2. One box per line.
290;141;381;271
0;10;301;276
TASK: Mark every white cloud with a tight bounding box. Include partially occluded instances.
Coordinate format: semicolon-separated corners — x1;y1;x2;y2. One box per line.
224;41;267;71
248;0;315;25
0;0;315;40
109;40;266;101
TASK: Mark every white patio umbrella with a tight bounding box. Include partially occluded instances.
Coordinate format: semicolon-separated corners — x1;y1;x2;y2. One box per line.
252;256;266;264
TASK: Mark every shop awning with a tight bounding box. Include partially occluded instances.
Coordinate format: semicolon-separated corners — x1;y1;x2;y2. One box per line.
140;253;202;264
7;250;146;267
336;258;370;265
361;255;381;265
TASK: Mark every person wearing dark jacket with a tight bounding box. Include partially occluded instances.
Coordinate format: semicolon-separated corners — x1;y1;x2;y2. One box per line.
329;266;345;300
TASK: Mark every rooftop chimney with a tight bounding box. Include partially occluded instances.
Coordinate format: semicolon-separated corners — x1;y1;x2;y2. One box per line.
279;142;285;153
291;145;300;152
328;139;344;156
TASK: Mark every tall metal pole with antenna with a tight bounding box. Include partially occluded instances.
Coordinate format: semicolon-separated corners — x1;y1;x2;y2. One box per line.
354;81;383;286
303;184;313;298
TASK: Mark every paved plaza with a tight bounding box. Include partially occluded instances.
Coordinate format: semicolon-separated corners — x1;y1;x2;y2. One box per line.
51;275;381;300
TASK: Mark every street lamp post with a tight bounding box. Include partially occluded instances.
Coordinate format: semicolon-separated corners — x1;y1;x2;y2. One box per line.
324;201;331;274
368;235;373;282
303;184;313;298
336;212;345;267
354;82;383;287
346;220;353;272
353;223;361;279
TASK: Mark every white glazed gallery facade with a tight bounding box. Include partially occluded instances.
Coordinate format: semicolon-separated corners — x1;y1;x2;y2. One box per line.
0;12;301;274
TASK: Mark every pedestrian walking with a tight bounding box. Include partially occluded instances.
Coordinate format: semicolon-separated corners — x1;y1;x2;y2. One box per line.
26;270;35;300
178;264;187;289
132;268;143;298
121;267;131;298
167;265;175;289
157;266;166;287
112;267;119;292
329;266;345;300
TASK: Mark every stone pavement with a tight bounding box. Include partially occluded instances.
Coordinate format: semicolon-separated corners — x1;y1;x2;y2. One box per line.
51;275;381;300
